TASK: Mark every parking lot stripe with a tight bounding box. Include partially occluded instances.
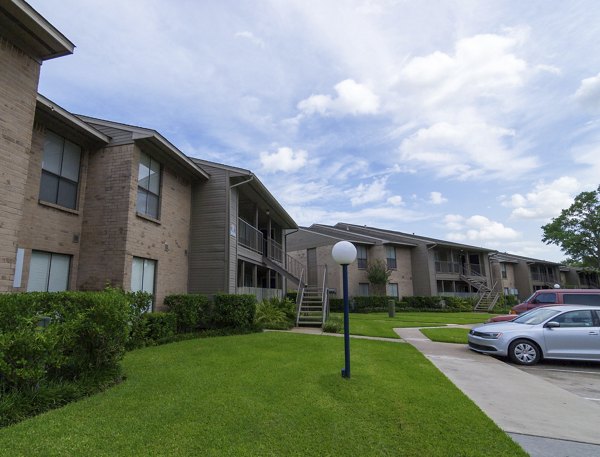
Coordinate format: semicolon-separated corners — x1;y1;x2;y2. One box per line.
584;397;600;402
529;368;600;375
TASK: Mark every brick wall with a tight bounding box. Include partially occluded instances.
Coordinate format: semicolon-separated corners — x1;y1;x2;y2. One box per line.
16;124;89;290
77;144;133;291
124;145;192;309
0;37;41;291
77;143;191;308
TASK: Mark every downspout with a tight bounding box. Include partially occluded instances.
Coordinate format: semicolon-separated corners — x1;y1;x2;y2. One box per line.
230;175;254;189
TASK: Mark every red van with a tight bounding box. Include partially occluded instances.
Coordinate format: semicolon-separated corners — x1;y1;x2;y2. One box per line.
488;289;600;323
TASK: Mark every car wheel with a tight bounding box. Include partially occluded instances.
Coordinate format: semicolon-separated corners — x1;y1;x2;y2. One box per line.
508;339;540;365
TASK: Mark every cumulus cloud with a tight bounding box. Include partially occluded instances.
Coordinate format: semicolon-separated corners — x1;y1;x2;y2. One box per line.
400;30;528;106
348;177;389;206
429;191;447;204
259;147;308;173
297;79;380;116
574;72;600;112
501;177;581;220
444;214;520;241
398;119;538;180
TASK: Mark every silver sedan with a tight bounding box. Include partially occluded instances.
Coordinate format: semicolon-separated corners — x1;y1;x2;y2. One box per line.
468;305;600;365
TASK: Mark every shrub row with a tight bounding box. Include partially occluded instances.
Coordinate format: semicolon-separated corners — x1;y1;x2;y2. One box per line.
0;291;260;427
328;295;488;313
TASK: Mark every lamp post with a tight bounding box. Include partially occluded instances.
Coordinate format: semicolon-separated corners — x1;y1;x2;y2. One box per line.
332;240;357;379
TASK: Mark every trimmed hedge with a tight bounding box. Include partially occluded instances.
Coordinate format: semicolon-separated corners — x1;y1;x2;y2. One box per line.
213;294;257;329
164;294;211;332
143;312;177;342
0;291;132;426
352;296;394;313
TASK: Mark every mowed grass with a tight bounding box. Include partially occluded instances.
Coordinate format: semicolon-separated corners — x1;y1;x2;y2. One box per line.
332;312;495;339
420;327;471;344
0;332;525;457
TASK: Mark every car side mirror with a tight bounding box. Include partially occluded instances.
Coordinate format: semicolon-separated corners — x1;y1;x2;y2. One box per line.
545;321;560;328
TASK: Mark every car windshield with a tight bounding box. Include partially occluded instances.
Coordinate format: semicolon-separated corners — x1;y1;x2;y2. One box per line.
513;308;561;325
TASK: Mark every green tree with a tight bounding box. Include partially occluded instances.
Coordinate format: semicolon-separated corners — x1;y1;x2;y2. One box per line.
541;185;600;269
366;259;392;296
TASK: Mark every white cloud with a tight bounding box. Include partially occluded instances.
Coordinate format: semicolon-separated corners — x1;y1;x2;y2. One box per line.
387;195;404;206
501;177;581;220
429;191;447;204
348;177;389;206
259;147;308;173
399;119;538;180
574;72;600;112
400;30;528;106
444;214;520;241
297;79;380;116
234;31;265;48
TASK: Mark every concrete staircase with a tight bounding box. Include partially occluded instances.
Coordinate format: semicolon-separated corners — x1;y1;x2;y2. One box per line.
296;285;324;327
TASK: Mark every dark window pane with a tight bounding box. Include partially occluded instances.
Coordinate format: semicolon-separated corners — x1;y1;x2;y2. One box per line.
138;153;151;190
57;179;78;209
61;140;81;182
137;188;148;214
147;193;159;218
39;171;59;204
42;132;63;175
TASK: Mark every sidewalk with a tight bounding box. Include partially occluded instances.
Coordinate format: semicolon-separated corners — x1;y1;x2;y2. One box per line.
395;327;600;457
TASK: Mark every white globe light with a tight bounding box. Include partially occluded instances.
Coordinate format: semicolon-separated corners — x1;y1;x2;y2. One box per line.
553;283;560;289
332;241;358;265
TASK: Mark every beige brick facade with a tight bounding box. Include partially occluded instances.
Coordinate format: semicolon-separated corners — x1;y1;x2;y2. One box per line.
15;124;90;291
0;37;41;290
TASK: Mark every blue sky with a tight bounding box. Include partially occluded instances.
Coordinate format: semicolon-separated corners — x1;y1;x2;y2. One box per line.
30;0;600;262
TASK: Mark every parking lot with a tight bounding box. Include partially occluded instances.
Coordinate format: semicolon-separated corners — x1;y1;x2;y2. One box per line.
514;359;600;404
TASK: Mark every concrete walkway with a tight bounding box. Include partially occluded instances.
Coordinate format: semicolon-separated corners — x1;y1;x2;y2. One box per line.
395;327;600;457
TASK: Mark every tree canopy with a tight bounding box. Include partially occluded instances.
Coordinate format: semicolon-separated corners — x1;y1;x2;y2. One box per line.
366;259;392;296
541;185;600;269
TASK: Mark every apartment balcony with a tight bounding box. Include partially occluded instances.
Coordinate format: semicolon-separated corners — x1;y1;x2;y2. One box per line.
435;261;482;276
238;217;283;263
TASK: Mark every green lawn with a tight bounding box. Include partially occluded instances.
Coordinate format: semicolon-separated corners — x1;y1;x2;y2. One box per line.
420;327;471;344
332;312;495;339
0;332;525;457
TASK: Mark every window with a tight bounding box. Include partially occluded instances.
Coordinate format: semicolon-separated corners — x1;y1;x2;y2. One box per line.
563;294;600;306
27;251;71;292
358;283;369;296
386;246;397;270
553;310;594;327
535;293;557;304
137;151;161;219
39;131;81;209
387;283;399;298
356;245;367;269
501;263;507;279
131;257;156;311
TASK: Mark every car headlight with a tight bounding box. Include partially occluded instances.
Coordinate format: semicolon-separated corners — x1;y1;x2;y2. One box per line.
480;332;502;339
470;330;503;339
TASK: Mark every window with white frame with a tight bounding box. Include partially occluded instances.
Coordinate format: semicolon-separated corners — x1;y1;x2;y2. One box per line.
356;245;367;269
27;251;71;292
137;151;161;219
39;131;81;209
358;282;369;296
387;283;399;298
386;245;397;270
131;257;156;311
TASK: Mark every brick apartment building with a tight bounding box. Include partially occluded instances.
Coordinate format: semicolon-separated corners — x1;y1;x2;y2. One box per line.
0;0;298;308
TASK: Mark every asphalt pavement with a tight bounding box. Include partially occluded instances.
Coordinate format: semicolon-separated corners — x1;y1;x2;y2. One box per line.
395;326;600;457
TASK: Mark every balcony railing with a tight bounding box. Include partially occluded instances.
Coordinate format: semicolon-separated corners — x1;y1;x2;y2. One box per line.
435;261;482;276
238;218;263;254
267;238;283;263
531;272;556;283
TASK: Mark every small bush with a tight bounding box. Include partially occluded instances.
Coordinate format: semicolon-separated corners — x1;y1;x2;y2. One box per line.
323;316;342;333
254;301;291;330
213;294;256;329
143;312;177;343
164;294;211;332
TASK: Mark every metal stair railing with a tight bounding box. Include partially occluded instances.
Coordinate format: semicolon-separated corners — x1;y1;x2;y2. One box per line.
295;268;306;326
320;265;328;325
